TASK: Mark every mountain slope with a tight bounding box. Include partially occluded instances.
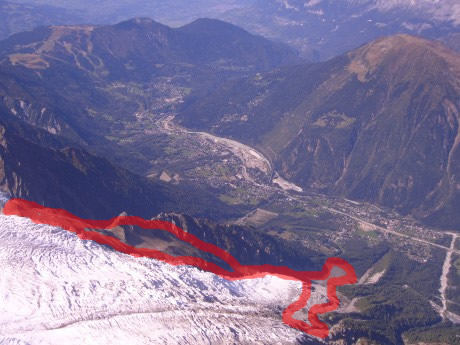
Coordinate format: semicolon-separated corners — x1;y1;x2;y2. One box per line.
179;34;460;229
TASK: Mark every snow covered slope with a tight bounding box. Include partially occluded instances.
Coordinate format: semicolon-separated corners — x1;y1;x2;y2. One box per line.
0;194;320;345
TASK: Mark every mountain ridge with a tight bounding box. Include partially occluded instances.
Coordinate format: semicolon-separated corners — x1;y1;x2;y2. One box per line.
0;17;300;75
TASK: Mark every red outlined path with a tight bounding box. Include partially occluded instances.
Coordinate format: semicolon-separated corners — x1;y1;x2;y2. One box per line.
3;198;357;339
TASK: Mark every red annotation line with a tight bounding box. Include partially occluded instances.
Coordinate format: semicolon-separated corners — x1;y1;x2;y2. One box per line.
3;198;357;339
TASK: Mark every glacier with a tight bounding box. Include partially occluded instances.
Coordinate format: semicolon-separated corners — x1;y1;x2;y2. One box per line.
0;194;327;345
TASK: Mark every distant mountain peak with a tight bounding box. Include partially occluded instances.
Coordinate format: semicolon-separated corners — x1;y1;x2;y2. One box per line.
179;17;250;36
349;34;429;60
132;17;156;25
114;17;167;30
347;34;460;80
187;17;239;27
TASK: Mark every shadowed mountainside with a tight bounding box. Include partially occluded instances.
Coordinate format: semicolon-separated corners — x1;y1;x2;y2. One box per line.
0;115;242;220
